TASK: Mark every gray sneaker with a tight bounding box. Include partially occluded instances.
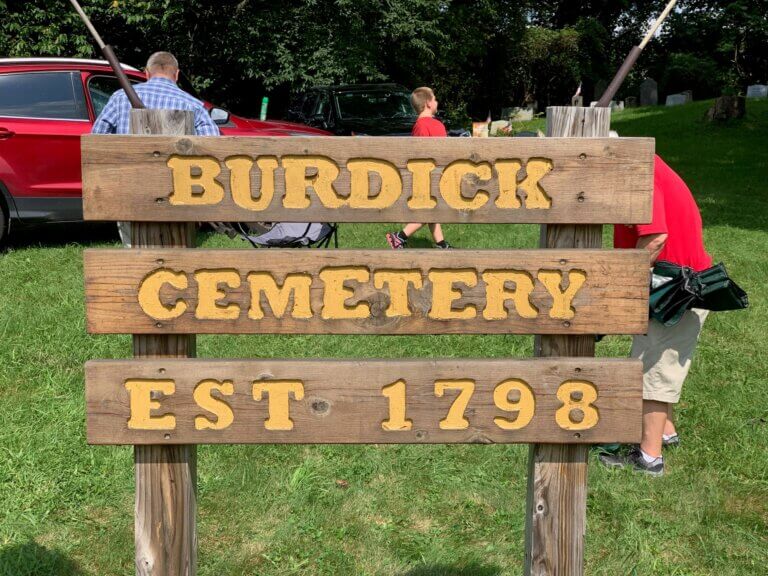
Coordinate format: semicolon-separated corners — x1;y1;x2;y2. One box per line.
598;447;664;477
662;434;680;448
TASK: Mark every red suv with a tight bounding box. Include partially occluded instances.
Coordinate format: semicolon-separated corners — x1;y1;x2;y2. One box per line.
0;58;330;244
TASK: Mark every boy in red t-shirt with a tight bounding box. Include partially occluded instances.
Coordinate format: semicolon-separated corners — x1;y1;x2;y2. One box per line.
386;87;451;249
600;154;711;477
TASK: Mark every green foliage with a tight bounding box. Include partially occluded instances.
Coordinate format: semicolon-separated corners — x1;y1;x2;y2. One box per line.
644;0;768;97
663;52;721;96
514;26;581;107
0;2;766;119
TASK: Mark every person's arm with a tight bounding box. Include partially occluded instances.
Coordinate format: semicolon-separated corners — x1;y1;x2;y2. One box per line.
91;94;120;134
194;106;220;136
635;156;669;264
636;232;668;263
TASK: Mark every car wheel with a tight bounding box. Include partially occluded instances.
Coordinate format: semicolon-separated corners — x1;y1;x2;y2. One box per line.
0;202;7;246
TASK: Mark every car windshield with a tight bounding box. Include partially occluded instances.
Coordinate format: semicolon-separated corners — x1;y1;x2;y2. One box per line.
335;90;415;120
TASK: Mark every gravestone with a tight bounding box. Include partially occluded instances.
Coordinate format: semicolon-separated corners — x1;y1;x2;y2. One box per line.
640;78;658;106
666;93;687;106
589;100;623;110
746;84;768;99
490;120;511;135
510;107;534;121
682;90;693;103
625;96;638;108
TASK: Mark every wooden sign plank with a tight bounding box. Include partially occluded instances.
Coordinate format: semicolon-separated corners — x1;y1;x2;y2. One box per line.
85;358;642;445
81;135;654;224
84;248;650;335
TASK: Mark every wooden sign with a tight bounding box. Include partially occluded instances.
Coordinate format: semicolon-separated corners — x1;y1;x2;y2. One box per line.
86;358;642;445
84;248;650;335
81;135;654;224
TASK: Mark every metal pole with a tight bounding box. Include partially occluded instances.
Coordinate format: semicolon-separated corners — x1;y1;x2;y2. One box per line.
596;0;678;107
68;0;145;109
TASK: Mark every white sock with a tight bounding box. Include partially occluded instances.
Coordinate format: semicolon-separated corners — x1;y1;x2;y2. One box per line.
640;449;662;464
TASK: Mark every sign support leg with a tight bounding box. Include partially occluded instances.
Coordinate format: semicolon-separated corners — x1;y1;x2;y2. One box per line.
524;106;611;576
130;109;197;576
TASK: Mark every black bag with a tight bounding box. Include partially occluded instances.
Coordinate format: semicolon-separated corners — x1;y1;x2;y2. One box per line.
649;261;748;326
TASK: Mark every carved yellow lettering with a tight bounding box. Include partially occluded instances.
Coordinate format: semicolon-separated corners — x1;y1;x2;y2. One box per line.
538;270;587;320
195;269;241;320
320;267;370;319
493;379;535;430
482;270;538;319
406;159;437;209
373;270;422;317
166;156;225;205
519;158;553;209
252;380;304;430
137;269;188;320
494;159;523;209
193;379;234;430
226;156;278;211
247;272;312;319
435;379;475;430
428;270;477;319
439;160;492;210
282;155;344;209
348;159;402;209
555;380;599;430
125;379;176;430
381;379;412;431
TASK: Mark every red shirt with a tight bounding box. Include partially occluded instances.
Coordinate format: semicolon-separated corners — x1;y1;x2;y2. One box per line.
412;116;447;137
614;155;711;271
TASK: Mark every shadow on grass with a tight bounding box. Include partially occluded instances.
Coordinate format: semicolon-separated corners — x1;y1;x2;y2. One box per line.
404;235;438;249
3;221;118;250
400;563;502;576
0;541;84;576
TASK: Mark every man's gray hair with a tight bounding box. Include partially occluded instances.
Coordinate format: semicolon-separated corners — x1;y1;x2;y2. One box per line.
146;51;179;74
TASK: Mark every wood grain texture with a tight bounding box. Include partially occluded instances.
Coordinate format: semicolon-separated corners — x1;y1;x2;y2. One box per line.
86;358;642;445
83;248;650;335
524;106;617;576
81;135;654;224
129;109;196;576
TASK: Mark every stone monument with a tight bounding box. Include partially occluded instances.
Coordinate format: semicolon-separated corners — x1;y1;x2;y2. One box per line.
666;93;687;106
746;84;767;99
640;78;658;106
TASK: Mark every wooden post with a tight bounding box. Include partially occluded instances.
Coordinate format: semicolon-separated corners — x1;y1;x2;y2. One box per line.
130;109;197;576
524;106;611;576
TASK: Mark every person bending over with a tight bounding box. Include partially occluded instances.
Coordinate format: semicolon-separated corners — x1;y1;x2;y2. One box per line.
600;154;711;477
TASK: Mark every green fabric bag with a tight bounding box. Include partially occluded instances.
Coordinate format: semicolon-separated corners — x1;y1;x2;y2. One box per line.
649;261;748;327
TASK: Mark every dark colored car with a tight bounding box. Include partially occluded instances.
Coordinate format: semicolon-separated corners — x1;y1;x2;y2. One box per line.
0;58;330;244
286;83;470;137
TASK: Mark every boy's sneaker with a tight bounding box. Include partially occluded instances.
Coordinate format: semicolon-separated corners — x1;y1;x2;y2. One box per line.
662;434;680;448
436;240;452;249
386;232;407;249
598;447;664;477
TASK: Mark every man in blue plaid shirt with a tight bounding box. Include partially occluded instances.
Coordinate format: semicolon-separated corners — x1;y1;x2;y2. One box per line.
93;51;219;245
92;51;219;136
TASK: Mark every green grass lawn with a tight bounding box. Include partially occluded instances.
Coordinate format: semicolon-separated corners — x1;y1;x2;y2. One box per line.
1;100;766;575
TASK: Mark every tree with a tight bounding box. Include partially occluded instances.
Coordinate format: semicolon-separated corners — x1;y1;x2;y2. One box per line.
1;1;765;118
